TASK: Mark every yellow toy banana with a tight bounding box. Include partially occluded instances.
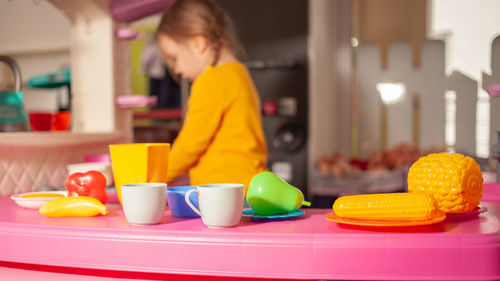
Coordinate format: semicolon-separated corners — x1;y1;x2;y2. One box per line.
39;196;108;217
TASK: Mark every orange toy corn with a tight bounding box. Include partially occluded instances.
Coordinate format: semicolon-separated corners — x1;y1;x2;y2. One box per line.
408;152;483;213
333;192;439;220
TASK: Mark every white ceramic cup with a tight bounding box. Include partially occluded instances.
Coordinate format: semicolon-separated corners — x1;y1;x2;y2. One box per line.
121;183;167;225
185;184;245;227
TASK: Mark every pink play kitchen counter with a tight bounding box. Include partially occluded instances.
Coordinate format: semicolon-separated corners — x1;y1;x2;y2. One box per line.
0;195;500;280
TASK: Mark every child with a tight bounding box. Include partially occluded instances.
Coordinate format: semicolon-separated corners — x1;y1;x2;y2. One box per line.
156;0;267;192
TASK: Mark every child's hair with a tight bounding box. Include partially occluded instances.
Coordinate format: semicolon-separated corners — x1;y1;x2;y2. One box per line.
156;0;244;65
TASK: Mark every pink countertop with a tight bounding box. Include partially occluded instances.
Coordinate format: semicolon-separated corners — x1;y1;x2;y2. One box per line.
1;195;500;281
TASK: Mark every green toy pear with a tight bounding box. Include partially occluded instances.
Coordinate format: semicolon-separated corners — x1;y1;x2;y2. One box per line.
247;171;311;215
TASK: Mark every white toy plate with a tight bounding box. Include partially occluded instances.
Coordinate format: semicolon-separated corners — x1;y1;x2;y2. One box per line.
11;191;67;209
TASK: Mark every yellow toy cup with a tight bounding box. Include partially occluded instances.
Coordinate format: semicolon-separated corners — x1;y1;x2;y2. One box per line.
109;143;170;203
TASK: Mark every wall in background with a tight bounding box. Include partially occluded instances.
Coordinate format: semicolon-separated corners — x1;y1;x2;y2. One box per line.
430;0;500;157
356;0;427;68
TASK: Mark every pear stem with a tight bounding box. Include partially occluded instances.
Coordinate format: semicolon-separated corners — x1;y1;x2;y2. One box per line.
301;200;311;207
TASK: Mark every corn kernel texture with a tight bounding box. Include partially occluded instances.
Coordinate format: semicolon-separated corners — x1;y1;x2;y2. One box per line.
333;192;438;220
408;152;483;213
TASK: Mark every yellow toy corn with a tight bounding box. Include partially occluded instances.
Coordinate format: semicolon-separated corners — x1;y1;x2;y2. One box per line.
408;152;483;213
39;196;108;217
333;192;439;220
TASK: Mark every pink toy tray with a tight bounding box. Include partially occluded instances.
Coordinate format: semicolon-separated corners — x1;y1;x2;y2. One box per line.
446;205;488;219
483;183;500;202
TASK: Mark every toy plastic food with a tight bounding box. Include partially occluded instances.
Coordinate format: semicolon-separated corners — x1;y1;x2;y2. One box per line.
65;171;108;204
333;192;439;221
247;171;311;216
39;196;108;217
407;152;483;213
21;193;64;199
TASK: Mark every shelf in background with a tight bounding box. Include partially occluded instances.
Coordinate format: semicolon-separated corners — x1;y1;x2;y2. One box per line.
0;46;70;56
133;109;183;120
0;132;126;147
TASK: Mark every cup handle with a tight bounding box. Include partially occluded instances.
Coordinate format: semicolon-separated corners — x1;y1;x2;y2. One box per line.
184;189;202;217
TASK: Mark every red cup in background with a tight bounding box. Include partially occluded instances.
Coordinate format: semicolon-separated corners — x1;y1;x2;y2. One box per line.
51;111;71;131
263;100;278;116
28;112;54;131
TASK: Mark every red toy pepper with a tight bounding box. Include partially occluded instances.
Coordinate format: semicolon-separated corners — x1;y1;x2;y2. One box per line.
65;171;108;204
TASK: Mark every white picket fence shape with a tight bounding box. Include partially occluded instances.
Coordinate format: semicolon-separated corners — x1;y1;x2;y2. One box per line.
447;71;477;155
483;36;500;147
357;39;446;157
357;35;500;158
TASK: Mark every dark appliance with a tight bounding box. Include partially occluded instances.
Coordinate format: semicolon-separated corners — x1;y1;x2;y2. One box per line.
218;0;309;194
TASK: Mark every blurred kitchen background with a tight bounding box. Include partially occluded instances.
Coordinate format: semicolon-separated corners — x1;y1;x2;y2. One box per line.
0;0;499;206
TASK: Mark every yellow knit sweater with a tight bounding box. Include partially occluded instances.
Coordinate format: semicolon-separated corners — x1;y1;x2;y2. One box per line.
166;62;267;191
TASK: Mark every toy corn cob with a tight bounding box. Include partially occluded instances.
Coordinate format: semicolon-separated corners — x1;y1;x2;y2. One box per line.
333;192;439;221
408;152;483;213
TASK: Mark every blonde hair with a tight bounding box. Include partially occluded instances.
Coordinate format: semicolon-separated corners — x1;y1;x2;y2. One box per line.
156;0;243;65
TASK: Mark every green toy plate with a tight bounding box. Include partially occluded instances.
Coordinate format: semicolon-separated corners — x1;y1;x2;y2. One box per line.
242;209;305;220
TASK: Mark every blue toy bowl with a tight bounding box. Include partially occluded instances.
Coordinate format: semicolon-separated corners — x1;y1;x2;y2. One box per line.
167;186;200;218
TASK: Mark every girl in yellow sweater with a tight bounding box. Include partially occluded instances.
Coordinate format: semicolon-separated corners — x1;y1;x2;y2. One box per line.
156;0;267;192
